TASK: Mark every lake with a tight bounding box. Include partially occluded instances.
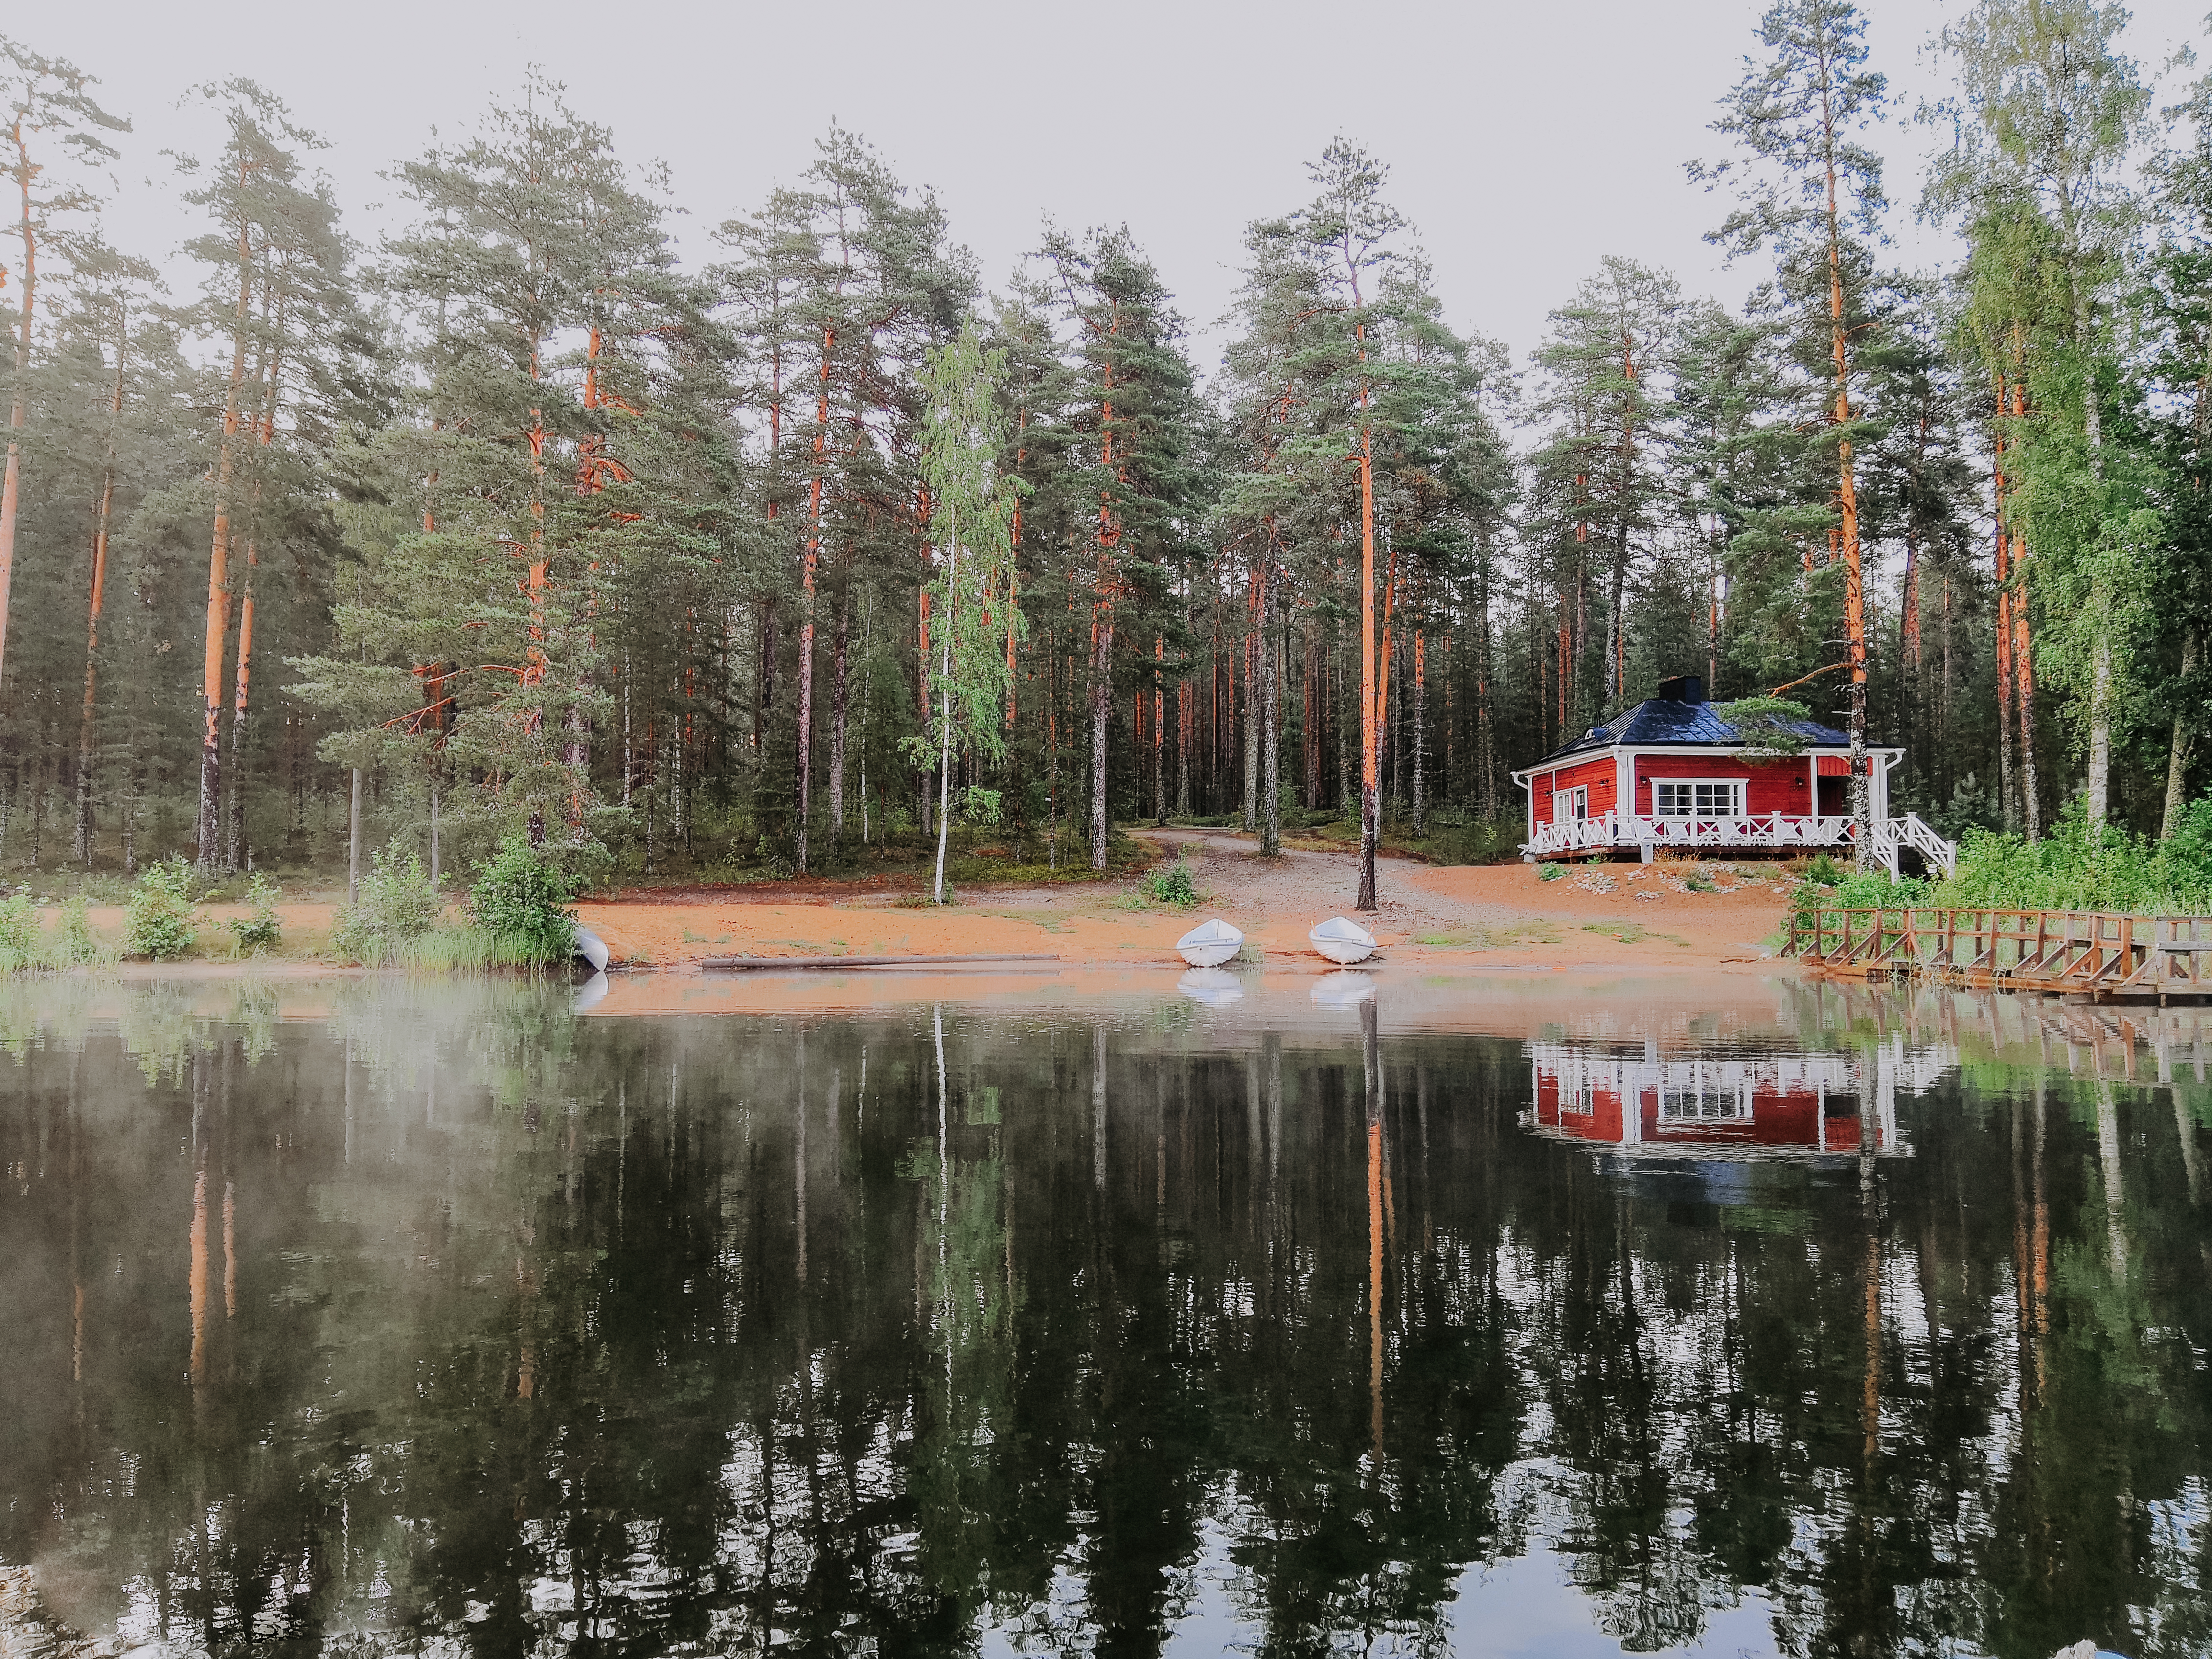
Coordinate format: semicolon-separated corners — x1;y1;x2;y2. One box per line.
0;969;2206;1658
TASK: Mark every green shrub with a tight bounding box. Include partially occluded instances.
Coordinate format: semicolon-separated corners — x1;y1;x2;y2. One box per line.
1141;856;1200;909
0;890;38;971
1934;796;2212;915
126;859;200;960
1788;867;1928;938
334;846;442;965
1803;852;1844;886
1538;862;1565;882
469;837;580;963
229;875;283;954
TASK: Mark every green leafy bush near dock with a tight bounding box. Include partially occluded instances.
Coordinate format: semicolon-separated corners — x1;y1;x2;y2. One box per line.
1934;797;2212;916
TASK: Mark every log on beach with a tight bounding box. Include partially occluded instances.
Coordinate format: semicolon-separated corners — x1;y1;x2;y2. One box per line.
699;953;1062;971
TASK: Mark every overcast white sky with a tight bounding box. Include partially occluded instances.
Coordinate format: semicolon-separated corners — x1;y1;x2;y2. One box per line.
34;0;2212;387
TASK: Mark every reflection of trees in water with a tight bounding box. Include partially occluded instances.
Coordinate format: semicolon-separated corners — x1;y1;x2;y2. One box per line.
0;981;2207;1655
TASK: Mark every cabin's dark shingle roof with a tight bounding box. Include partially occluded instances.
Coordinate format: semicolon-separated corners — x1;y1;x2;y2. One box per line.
1527;676;1850;769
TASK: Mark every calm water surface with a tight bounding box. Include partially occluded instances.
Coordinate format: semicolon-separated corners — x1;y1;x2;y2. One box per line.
0;970;2208;1659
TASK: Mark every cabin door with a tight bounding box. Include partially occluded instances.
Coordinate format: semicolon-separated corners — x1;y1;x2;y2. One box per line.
1817;776;1847;817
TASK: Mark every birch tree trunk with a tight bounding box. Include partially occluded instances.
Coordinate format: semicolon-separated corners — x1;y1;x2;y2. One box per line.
2161;629;2198;840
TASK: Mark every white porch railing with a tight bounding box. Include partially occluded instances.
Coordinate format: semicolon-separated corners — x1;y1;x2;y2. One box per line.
1524;809;1956;875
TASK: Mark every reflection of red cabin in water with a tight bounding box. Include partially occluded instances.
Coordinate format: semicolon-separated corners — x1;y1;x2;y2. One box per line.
1525;1044;1938;1160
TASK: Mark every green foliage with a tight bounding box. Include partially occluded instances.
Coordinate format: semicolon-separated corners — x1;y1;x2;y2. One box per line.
335;847;443;966
229;876;284;954
468;838;580;964
1935;796;2212;914
1140;857;1200;909
0;892;40;972
1538;863;1566;882
126;860;200;961
1715;697;1814;760
1789;866;1929;936
1418;815;1524;866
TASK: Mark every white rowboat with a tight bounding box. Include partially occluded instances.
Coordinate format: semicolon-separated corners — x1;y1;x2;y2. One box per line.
1308;915;1377;965
1176;918;1245;968
575;925;611;972
1177;967;1244;1006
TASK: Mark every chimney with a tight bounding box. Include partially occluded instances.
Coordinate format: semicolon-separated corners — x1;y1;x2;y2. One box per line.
1656;675;1705;705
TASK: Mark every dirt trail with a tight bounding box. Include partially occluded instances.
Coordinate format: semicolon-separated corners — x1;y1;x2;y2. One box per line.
573;829;1795;977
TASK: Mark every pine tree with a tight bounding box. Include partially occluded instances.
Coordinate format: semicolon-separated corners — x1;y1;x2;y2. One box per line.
1694;0;1890;865
1930;0;2150;829
0;37;125;701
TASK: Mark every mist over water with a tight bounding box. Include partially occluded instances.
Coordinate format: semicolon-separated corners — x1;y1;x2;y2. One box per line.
0;973;2207;1658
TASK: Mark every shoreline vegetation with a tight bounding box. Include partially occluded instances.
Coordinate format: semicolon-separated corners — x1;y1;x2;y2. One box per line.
2;795;2210;975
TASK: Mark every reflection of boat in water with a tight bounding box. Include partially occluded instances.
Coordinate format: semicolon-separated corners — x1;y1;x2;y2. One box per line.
1311;970;1375;1006
1177;967;1244;1006
1522;1040;1953;1162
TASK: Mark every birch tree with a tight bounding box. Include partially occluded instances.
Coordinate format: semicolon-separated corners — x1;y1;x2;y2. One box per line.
912;319;1019;903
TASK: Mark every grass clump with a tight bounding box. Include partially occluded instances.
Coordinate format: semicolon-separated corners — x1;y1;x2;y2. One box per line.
126;859;200;960
1537;862;1565;882
334;846;442;965
0;890;40;970
51;897;114;967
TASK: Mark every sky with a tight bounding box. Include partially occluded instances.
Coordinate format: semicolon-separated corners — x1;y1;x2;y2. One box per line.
30;0;2212;391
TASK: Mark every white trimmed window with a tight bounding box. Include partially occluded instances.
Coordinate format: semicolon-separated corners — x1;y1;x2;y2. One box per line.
1552;786;1588;824
1652;779;1743;818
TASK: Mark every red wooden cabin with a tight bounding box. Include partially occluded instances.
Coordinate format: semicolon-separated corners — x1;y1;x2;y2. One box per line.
1510;675;1954;874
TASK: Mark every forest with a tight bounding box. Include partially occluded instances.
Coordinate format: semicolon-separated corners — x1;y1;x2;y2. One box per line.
1;0;2208;905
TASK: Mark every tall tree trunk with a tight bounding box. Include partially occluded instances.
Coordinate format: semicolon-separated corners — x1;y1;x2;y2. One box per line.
1260;555;1281;857
1355;313;1381;912
829;591;849;848
1412;630;1426;837
0;126;39;697
2162;628;2199;841
1816;65;1872;868
797;323;832;875
2016;546;2041;842
228;319;281;875
347;767;362;905
75;304;125;866
1089;615;1113;871
1242;583;1258;832
198;192;255;870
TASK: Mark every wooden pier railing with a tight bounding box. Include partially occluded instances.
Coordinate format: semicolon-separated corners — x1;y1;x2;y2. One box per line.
1790;908;2212;1000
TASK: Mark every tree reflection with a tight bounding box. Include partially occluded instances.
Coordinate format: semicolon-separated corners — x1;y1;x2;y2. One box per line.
0;979;2206;1656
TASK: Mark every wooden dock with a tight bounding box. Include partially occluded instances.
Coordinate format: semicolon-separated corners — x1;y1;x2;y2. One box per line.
1791;907;2212;1001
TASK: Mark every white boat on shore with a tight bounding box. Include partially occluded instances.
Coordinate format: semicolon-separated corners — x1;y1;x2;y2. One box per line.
1177;918;1245;967
1308;916;1376;965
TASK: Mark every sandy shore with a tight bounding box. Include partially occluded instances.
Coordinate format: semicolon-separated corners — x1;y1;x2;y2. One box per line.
574;829;1793;976
47;831;1795;979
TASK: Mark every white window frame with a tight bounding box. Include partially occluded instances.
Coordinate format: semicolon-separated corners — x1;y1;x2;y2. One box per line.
1651;777;1744;818
1552;785;1588;825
